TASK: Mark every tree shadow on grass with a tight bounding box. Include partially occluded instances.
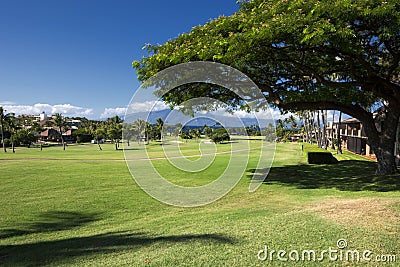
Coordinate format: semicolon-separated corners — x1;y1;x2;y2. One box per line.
0;231;235;266
248;160;400;192
0;210;235;266
0;211;101;239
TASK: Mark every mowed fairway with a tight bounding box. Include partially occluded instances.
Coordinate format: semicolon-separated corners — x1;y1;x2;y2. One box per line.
0;141;399;266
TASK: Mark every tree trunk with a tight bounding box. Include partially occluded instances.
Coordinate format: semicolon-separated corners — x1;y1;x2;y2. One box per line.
396;120;400;166
316;110;322;147
59;128;65;151
303;112;310;143
309;111;315;144
374;138;398;175
331;110;336;149
337;111;342;154
1;121;6;153
325;110;329;148
309;111;314;144
97;140;102;150
278;100;399;175
321;110;327;149
362;107;399;175
12;140;15;153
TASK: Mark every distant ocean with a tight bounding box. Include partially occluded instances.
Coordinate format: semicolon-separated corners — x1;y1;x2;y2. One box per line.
124;109;274;128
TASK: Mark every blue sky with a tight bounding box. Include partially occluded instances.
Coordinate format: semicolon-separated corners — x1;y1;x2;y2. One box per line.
0;0;240;119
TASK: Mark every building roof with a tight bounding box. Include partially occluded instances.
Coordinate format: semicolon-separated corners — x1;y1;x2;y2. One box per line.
62;129;73;136
341;118;360;124
40;129;49;137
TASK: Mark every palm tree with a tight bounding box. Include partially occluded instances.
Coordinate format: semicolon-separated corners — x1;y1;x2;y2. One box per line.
190;128;201;142
275;119;284;140
321;110;328;149
155;118;164;141
123;123;133;146
174;123;183;140
30;120;44;150
316;110;322;147
94;126;106;151
53;113;68;150
107;123;122;150
299;111;310;143
133;119;147;144
144;121;152;144
337;111;343;154
203;125;212;137
0;107;14;153
5;114;18;153
0;107;6;152
309;110;316;144
330;110;336;150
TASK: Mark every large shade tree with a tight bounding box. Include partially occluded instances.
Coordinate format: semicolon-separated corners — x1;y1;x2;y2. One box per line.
133;0;400;175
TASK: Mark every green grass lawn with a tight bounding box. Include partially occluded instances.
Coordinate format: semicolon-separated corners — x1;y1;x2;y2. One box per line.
0;141;399;266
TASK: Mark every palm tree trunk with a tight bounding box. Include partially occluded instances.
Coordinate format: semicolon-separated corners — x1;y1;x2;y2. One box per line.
97;140;102;150
309;111;315;145
1;121;6;153
61;136;65;150
305;112;311;143
337;111;342;154
330;110;336;149
309;111;313;144
321;110;327;149
395;120;400;166
316;110;322;148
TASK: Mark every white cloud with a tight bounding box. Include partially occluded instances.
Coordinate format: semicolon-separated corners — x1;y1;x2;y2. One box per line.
127;100;169;113
100;107;127;119
102;101;170;119
0;101;16;105
1;103;93;117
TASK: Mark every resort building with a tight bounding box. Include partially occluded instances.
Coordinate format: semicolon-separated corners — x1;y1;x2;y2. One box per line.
326;117;400;165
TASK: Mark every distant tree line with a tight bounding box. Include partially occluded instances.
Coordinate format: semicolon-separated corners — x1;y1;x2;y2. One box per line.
0;106;125;152
1;105;281;153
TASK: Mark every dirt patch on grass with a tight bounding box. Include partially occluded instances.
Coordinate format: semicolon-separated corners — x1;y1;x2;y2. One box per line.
307;198;400;231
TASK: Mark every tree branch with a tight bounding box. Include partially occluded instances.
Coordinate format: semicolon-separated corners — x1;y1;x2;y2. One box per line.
278;100;373;123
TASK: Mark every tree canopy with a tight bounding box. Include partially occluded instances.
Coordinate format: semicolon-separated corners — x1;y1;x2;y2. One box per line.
133;0;400;174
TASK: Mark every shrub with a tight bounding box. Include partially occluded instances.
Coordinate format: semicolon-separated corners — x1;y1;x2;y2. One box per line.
73;128;93;143
307;152;338;164
302;143;338;164
210;128;230;143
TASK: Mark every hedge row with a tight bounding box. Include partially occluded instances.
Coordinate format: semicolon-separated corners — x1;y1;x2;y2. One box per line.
302;143;338;164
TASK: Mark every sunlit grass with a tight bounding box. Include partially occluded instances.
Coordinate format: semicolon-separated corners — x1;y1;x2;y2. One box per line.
0;141;398;266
